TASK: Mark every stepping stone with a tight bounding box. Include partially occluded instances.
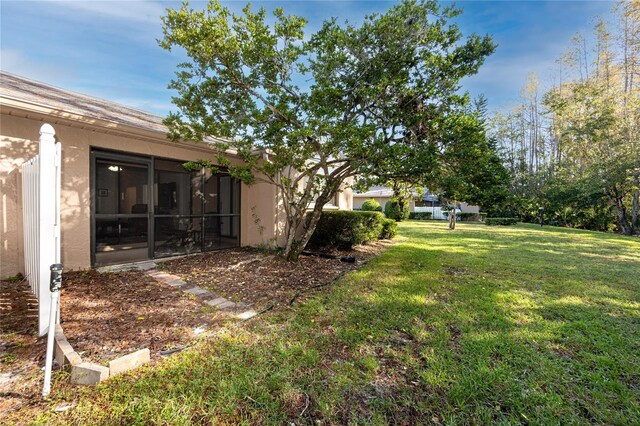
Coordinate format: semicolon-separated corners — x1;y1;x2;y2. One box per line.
148;272;175;280
158;274;180;281
135;262;157;271
205;297;228;307
166;279;187;288
184;286;209;296
217;301;236;309
147;271;255;317
236;310;258;320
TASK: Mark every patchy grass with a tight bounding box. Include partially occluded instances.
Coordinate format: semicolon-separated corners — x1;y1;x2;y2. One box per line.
24;222;640;424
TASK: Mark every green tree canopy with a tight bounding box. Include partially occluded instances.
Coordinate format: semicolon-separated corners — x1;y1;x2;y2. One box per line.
160;0;496;259
489;1;639;234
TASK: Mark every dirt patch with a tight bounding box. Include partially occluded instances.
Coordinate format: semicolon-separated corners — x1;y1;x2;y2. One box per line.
60;269;227;364
159;240;392;310
447;323;462;351
442;266;469;277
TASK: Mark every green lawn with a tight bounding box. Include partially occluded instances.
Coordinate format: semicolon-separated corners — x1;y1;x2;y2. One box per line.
38;222;639;425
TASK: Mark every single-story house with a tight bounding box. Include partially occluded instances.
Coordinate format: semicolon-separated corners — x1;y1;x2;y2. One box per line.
353;186;479;215
0;72;352;279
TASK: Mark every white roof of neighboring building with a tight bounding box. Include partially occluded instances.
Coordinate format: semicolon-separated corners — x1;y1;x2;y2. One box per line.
353;186;438;202
353;187;395;198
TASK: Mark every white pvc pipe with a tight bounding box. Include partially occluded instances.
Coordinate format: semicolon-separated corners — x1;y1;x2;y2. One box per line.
42;290;59;397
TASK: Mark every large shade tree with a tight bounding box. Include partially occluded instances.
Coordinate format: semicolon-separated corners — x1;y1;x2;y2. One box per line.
160;0;496;259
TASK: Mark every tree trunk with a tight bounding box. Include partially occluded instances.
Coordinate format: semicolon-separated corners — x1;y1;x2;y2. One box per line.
610;195;632;236
448;208;456;230
283;216;302;260
283;195;330;261
631;170;639;235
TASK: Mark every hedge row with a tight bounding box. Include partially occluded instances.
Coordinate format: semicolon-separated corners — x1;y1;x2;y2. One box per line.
380;218;398;239
485;217;519;226
308;211;396;249
409;212;433;220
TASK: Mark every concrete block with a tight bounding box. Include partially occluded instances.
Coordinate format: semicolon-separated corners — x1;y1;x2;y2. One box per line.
135;261;157;271
205;297;227;307
217;301;236;309
71;362;109;385
236;310;258;320
54;325;82;368
166;279;187;287
147;271;172;279
184;286;208;296
108;348;150;377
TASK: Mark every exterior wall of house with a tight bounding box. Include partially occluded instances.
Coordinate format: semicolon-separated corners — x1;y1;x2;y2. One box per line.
353;196;389;210
0;110;286;278
336;178;353;211
353;196;417;212
459;202;480;214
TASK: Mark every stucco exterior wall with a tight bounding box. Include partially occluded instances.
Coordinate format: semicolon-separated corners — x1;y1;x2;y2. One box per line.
0;111;285;278
459;202;480;214
353;196;391;210
336;178;353;211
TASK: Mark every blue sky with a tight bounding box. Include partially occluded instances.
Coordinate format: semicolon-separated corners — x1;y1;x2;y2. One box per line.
1;1;614;116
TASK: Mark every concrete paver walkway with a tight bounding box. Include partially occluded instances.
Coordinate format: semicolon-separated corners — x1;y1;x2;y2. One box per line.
145;269;257;319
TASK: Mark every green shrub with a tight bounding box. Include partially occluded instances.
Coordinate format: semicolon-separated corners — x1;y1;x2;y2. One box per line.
380;218;398;239
409;212;433;220
308;210;384;249
459;212;482;221
384;199;410;221
485;217;519;226
361;199;383;212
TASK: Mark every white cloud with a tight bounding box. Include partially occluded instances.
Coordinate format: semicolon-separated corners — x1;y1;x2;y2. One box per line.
49;0;167;24
0;48;74;82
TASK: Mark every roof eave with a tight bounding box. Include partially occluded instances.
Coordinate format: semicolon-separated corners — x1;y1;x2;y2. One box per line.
1;95;241;158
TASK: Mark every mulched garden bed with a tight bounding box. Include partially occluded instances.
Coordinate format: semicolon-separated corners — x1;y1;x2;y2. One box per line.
158;240;393;311
59;269;228;365
1;270;225;420
0;278;45;418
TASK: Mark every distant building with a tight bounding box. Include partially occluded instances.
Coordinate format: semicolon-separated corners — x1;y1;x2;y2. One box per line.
353;186;479;219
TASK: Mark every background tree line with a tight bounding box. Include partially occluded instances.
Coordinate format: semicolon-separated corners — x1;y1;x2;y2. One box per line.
489;1;639;235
